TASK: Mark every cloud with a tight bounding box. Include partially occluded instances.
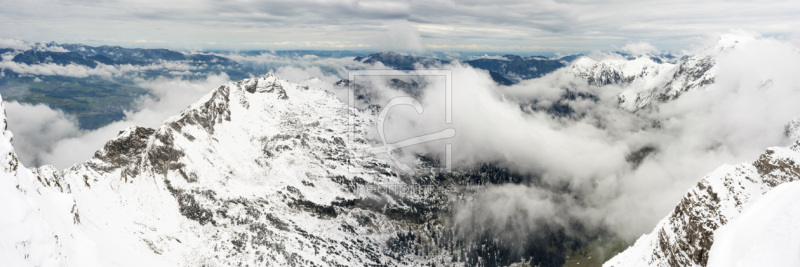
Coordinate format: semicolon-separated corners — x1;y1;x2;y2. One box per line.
4;0;797;51
453;184;584;240
3;102;82;167
134;39;164;44
33;42;69;52
373;21;425;53
621;41;658;55
0;61;117;78
0;38;31;50
0;60;199;78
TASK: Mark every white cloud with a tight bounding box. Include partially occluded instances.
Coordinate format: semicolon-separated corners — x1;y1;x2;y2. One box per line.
621;41;658;55
3;102;82;167
34;42;69;52
373;21;426;53
0;60;199;78
0;38;31;50
453;184;585;241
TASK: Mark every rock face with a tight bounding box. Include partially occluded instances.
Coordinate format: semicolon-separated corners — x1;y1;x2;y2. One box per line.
604;141;800;267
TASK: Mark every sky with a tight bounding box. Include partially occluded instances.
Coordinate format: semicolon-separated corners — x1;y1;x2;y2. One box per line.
2;0;800;52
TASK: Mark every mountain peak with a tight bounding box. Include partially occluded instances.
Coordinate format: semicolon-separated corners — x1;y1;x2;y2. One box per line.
714;33;758;52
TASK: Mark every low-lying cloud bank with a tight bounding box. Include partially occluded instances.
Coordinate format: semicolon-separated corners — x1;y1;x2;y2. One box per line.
0;60;203;79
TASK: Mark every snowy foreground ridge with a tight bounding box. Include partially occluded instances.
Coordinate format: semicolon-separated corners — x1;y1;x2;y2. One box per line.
0;74;442;266
605;142;800;266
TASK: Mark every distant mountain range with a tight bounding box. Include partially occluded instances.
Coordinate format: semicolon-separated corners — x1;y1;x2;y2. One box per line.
354;51;575;85
13;46;234;67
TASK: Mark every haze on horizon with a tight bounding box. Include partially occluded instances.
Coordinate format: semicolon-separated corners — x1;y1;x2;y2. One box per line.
2;0;800;53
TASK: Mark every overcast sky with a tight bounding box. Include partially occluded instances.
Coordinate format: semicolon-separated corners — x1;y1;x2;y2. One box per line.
1;0;800;52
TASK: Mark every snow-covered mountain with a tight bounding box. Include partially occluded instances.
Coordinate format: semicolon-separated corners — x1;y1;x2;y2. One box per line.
0;74;462;266
604;141;800;267
565;34;757;111
567;55;672;87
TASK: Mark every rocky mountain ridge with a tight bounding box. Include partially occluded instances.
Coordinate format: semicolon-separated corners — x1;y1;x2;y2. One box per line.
563;34;757;111
605;140;800;266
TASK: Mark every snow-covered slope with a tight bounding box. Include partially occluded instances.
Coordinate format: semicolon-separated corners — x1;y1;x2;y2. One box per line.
0;73;452;266
705;181;800;267
604;141;800;267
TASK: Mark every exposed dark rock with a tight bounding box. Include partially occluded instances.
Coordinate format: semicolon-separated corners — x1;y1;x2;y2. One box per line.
146;131;186;175
626;145;657;169
291;199;337;219
169;85;231;134
91;127;155;178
